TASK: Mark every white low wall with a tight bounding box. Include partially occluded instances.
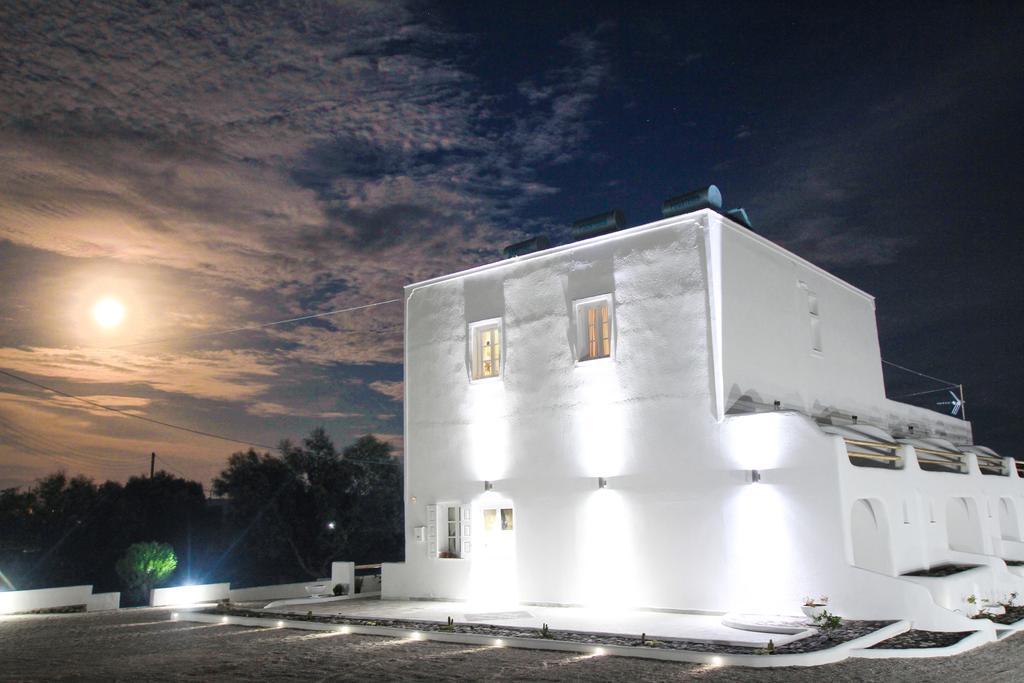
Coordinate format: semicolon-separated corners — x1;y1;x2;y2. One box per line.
0;585;93;615
331;562;355;593
150;583;229;607
358;575;381;594
86;592;120;612
230;580;329;602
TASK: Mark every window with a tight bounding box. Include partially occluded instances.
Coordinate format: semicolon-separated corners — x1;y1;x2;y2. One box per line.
483;507;514;532
428;503;471;559
575;295;613;362
445;506;461;557
470;320;502;380
800;283;822;352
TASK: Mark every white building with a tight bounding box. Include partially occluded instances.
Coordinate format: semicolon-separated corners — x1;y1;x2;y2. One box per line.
383;190;1023;630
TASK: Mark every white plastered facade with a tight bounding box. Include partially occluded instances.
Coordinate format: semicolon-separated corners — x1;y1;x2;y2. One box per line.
383;209;1022;632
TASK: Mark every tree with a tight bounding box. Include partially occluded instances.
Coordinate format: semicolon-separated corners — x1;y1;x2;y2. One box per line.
115;541;177;603
212;430;403;584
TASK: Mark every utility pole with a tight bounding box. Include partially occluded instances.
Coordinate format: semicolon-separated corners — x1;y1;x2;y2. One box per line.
150;452;156;478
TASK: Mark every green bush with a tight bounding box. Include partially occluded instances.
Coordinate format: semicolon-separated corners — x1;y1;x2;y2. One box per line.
115;541;177;603
812;610;843;639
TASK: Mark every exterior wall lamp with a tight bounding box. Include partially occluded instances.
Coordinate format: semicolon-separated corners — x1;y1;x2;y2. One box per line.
597;477;608;489
749;469;762;484
484;480;493;491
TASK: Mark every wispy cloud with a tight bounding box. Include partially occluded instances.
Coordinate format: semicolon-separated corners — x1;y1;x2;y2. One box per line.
368;380;404;402
0;0;611;487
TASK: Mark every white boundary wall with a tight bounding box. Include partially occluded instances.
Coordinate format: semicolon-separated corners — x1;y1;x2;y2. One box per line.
0;585;119;614
150;582;229;606
229;581;322;602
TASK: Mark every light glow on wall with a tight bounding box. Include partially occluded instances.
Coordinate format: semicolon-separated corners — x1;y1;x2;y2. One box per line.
468;494;519;605
467;381;510;481
574;364;627;478
576;488;637;607
722;413;788;471
164;584;213;607
724;480;796;613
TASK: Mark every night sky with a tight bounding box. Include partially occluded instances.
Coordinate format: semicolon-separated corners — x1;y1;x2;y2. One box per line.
0;1;1021;490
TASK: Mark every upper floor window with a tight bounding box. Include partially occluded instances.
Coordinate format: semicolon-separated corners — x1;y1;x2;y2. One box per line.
575;295;613;362
800;283;822;353
469;319;502;380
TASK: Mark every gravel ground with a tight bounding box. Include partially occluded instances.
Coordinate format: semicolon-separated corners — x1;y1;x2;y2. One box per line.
2;608;1024;681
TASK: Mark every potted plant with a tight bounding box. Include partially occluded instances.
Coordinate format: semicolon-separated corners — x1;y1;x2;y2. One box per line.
801;596;829;620
968;595;1005;618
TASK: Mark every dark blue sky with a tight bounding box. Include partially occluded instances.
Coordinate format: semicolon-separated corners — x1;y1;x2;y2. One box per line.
0;0;1020;488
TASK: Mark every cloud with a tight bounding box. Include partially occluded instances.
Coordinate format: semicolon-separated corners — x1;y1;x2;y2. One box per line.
368;380;404;402
246;401;361;420
0;346;280;403
0;0;612;486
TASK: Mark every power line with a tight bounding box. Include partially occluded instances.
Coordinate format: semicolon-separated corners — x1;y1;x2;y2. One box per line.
0;422;141;473
107;298;402;349
0;368;402;469
881;359;959;387
154;453;192;481
0;367;276;450
891;386;960;400
0;415;139;468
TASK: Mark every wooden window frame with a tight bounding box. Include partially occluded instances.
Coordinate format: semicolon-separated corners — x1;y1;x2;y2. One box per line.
469;318;503;382
574;294;614;363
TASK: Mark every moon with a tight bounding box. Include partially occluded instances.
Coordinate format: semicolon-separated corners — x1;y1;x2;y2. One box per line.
92;297;126;328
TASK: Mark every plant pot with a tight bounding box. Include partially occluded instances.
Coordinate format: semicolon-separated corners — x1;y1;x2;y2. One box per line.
801;605;827;620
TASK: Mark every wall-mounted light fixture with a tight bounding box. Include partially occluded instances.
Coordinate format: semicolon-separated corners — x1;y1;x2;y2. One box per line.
484;480;493;491
773;400;781;411
597;477;608;489
750;469;762;484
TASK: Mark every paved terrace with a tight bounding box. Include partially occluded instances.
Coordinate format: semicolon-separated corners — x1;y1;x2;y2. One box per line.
276;597;801;647
3;607;1024;681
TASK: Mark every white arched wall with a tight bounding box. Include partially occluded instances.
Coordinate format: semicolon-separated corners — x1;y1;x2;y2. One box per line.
946;497;984;553
999;497;1021;542
850;498;894;574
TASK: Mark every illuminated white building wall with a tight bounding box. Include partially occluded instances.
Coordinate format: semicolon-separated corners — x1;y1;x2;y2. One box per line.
383;208;1019;630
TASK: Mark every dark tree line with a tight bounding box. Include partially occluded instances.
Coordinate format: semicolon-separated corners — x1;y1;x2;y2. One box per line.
213;429;403;585
0;430;403;601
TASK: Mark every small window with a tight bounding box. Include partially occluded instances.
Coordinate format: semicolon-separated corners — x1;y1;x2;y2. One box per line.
800;283;822;353
469;320;502;380
483;507;514;532
445;506;460;556
433;503;469;558
575;295;613;362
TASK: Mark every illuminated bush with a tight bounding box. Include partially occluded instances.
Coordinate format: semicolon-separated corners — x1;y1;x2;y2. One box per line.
116;541;177;601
